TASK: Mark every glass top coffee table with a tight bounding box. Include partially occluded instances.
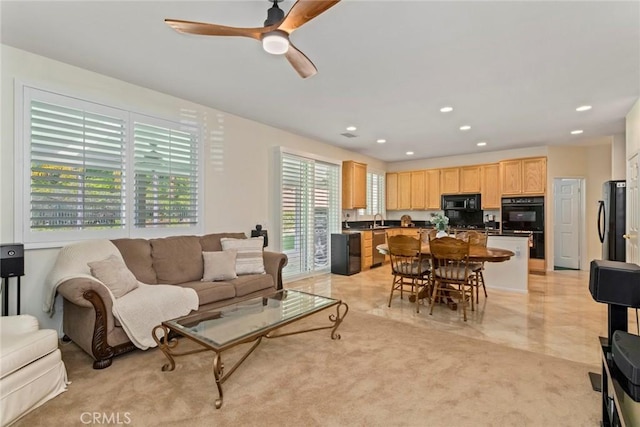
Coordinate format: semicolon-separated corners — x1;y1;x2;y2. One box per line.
152;289;349;409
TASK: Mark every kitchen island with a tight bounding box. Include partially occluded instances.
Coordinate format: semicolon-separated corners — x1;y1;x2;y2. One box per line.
484;235;530;293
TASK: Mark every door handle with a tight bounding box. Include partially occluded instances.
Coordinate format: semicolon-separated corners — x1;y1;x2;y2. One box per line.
597;201;605;243
623;234;634;240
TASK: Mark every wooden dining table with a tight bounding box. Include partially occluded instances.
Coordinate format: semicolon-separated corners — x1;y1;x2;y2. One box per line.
376;243;514;262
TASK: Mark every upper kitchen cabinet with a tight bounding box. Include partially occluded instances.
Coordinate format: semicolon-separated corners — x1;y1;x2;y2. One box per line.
521;157;547;194
481;164;500;209
500;157;547;195
386;172;398;210
460;166;481;193
397;172;412;210
410;170;426;209
342;161;367;209
440;168;460;194
426;169;441;209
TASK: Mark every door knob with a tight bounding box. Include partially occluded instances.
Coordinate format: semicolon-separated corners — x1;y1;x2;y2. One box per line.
623;234;633;239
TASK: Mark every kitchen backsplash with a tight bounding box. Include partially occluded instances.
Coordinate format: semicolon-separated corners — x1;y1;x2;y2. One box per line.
344;209;500;222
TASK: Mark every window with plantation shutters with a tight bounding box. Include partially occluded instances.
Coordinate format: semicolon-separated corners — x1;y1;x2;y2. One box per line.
367;171;386;215
26;94;128;244
280;152;340;279
18;86;202;246
358;171;386;216
133;119;199;227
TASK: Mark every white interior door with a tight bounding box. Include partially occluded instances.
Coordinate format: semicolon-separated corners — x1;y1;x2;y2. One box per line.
627;153;639;264
553;178;581;269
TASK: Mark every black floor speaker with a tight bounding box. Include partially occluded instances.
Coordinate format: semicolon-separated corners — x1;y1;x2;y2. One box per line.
1;244;24;278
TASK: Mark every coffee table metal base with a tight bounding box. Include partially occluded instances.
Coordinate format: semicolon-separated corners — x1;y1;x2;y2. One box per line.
152;300;349;409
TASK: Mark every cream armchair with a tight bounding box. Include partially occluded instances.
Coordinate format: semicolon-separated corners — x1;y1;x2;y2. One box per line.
0;315;68;426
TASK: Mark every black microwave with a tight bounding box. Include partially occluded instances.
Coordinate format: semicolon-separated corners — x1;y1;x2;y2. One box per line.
441;194;481;211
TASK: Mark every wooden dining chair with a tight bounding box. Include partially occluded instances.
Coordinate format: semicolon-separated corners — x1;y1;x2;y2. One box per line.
420;228;440;242
387;234;431;313
455;230;489;303
428;236;474;321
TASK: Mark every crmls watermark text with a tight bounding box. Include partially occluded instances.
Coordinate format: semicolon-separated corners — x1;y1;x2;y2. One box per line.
80;412;132;425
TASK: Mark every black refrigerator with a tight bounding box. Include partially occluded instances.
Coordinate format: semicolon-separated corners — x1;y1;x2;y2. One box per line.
598;180;626;261
331;233;361;276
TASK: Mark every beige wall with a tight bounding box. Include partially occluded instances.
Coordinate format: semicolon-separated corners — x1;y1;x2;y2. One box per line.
547;144;612;268
387;146;547;172
0;45;385;330
612;134;627;180
627;99;640;158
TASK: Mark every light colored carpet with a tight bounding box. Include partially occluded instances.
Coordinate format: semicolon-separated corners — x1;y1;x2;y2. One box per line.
15;310;600;426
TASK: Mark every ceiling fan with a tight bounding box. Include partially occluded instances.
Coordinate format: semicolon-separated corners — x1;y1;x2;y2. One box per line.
165;0;340;79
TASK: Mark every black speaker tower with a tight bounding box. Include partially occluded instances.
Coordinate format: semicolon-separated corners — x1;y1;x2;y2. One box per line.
1;243;25;315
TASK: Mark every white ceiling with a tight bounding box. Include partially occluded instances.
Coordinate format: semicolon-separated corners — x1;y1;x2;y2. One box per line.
2;1;639;162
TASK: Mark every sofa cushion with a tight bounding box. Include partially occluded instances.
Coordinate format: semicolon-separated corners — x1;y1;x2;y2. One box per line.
220;237;265;275
111;238;157;284
232;273;275;297
88;255;139;298
202;250;237;281
0;327;59;378
177;281;236;306
151;236;203;284
200;233;246;252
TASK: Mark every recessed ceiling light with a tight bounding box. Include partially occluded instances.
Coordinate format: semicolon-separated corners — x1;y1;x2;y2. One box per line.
571;129;584;135
376;139;386;144
406;151;414;156
440;106;453;113
477;141;487;147
576;105;592;112
346;126;357;132
459;125;471;131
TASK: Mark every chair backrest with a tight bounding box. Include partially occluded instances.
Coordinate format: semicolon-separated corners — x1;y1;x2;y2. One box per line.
455;230;488;247
429;236;471;281
387;234;424;275
388;234;421;257
420;228;439;242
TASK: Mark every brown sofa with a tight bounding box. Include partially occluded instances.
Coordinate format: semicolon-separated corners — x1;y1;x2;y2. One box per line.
56;233;287;369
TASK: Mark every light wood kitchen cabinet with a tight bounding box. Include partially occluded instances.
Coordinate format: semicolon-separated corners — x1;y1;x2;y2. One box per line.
500;157;547;195
342;161;367;209
460;166;481;193
500;160;522;195
481;164;500;209
522;157;547;194
386;173;398;210
426;169;441;209
440;168;460;194
410;170;426;209
361;230;373;270
398;172;412;210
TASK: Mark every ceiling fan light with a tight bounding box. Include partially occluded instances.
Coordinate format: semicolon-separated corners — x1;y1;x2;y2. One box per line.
262;31;290;55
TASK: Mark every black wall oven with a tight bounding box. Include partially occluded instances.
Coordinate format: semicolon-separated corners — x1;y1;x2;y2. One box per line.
501;197;545;260
501;197;544;232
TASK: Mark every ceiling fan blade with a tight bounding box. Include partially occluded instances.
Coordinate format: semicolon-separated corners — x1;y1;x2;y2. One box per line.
285;43;318;79
165;19;278;40
278;0;340;34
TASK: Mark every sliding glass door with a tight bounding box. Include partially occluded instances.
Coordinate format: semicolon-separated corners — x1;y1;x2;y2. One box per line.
280;152;340;279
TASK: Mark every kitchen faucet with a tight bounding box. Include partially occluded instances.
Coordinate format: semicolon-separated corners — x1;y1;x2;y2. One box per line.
373;213;384;228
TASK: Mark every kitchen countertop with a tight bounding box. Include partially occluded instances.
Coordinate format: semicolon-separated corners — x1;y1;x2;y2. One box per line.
343;225;500;233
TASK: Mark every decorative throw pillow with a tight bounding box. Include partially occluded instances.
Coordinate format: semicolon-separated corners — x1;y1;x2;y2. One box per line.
220;237;265;275
88;255;139;298
202;250;238;281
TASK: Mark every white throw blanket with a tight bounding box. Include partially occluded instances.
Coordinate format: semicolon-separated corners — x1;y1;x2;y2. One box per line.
44;240;199;350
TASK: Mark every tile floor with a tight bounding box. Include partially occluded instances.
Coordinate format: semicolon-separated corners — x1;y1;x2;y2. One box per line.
286;265;620;366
